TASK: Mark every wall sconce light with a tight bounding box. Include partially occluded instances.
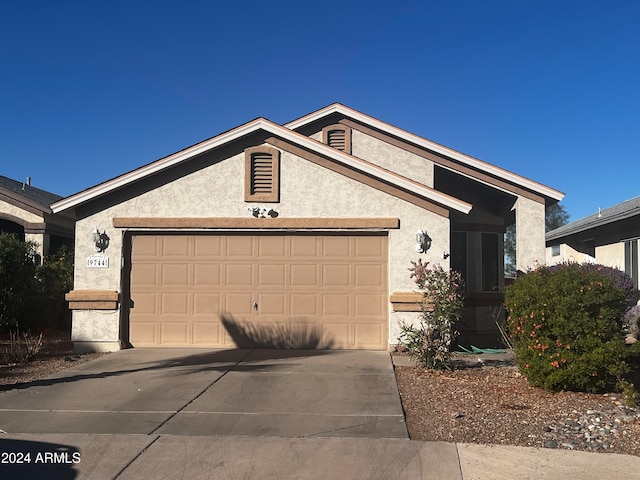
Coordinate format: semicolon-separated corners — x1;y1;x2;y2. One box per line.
92;227;110;253
415;229;432;253
248;207;279;218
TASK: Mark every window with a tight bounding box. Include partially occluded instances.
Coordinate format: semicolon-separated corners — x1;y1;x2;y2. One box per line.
482;233;499;292
625;239;639;289
551;245;560;257
244;146;280;202
322;124;351;154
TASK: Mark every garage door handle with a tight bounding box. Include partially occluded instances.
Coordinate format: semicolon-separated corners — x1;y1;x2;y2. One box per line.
253;302;258;311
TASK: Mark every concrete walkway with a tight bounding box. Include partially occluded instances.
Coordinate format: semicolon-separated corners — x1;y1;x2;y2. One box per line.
0;348;638;479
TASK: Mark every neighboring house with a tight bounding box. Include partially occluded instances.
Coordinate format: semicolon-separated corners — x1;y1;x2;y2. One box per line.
0;175;74;260
51;104;564;352
546;196;640;291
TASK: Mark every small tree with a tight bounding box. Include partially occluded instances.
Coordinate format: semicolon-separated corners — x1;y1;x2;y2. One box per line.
398;259;465;369
0;232;39;330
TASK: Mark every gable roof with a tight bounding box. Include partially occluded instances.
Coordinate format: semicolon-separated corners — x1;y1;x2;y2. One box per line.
286;103;565;203
0;175;62;213
546;196;640;242
51;116;472;215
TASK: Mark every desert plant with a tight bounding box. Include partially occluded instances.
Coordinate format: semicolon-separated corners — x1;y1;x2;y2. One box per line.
398;259;464;369
505;262;630;393
2;330;44;364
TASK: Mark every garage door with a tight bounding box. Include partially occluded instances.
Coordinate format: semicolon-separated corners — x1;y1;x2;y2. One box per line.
128;233;388;349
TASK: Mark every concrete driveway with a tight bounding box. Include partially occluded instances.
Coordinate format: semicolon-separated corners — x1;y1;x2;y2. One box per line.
0;348;408;438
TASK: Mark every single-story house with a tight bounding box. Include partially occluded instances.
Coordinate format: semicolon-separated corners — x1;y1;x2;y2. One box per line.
52;104;564;352
546;196;640;291
0;175;74;260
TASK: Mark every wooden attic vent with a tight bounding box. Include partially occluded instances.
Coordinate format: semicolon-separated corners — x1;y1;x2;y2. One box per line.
244;146;280;202
322;124;351;154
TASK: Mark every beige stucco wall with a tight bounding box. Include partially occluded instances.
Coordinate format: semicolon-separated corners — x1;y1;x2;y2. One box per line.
0;201;42;223
515;197;546;270
596;243;625;269
72;146;450;350
309;129;434;187
546;243;595;265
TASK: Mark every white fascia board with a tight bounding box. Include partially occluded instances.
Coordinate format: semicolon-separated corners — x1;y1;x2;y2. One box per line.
285;104;565;202
51;117;472;215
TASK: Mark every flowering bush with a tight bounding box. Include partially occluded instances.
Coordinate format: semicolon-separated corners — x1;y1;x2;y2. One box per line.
398;259;464;369
505;262;630;393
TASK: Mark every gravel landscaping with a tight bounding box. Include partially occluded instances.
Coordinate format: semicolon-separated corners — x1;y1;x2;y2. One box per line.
395;354;640;457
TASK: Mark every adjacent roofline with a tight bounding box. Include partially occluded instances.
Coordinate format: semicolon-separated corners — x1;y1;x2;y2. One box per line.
546;196;640;242
51;117;472;215
285;103;565;202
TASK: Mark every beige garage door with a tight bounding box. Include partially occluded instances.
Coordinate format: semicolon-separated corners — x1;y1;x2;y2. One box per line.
128;233;388;349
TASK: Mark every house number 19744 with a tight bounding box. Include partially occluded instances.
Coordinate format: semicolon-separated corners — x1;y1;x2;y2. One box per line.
86;255;109;268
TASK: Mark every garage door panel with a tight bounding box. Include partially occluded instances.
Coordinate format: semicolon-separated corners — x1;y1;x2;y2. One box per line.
226;293;254;315
290;236;319;257
257;294;286;315
225;264;253;287
322;323;350;348
162;236;191;256
129;233;388;349
291;264;319;287
355;264;385;287
193;322;222;345
354;323;384;348
323;294;351;315
194;293;221;314
226;236;254;257
258;264;286;287
355;235;386;258
323;236;351;257
290;293;318;315
131;264;158;286
162;264;191;286
355;294;385;316
194;264;222;286
161;293;190;314
194;235;222;257
322;264;351;286
160;321;189;344
259;236;286;256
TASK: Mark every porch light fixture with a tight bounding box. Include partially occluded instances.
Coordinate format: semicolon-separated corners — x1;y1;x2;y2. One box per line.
92;227;110;253
415;229;432;253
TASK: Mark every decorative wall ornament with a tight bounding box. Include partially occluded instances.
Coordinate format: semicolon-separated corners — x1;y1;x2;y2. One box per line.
248;207;279;218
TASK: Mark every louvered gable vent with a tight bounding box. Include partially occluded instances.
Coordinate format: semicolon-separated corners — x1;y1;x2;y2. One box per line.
327;129;346;151
322;124;351;154
251;151;274;195
244;146;280;202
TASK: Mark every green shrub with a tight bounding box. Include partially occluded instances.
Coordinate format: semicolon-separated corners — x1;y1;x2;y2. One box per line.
505;262;630;393
34;245;74;329
0;233;39;330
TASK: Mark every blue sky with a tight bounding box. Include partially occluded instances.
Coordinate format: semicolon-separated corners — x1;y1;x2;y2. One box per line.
1;0;638;222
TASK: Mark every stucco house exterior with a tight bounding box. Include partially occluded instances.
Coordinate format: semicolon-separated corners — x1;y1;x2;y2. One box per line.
546;196;640;292
0;175;74;260
51;104;564;352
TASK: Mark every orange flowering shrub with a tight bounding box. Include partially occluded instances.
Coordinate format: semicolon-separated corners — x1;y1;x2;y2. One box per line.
505;262;630;393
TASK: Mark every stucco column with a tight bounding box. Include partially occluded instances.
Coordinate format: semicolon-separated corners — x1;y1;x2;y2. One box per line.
515;197;546;271
25;232;49;264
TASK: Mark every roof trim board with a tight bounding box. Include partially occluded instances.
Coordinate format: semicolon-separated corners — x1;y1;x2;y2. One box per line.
286;104;564;202
51;117;472;215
